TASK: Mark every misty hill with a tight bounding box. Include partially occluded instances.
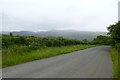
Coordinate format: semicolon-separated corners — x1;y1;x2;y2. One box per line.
2;30;107;41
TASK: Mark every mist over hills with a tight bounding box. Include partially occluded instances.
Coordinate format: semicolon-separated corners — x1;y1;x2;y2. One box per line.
2;30;107;41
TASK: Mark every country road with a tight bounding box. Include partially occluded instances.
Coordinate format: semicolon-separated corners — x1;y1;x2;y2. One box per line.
3;46;113;78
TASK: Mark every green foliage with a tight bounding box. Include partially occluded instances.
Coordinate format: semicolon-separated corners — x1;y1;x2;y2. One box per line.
81;39;90;44
2;36;82;48
2;45;95;68
92;35;110;45
2;35;88;58
2;35;95;67
111;48;120;78
115;43;120;52
107;21;120;45
0;36;2;49
108;21;120;78
10;32;13;36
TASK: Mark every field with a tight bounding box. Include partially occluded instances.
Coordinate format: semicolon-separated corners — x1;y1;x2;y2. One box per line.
3;45;95;68
0;36;2;68
2;35;96;68
111;48;120;78
0;51;1;68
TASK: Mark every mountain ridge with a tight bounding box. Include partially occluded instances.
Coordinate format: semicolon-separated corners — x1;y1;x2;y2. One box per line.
1;30;107;41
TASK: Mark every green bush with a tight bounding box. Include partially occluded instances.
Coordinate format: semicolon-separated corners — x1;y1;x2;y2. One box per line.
2;35;88;56
92;35;110;45
2;35;84;48
115;43;120;52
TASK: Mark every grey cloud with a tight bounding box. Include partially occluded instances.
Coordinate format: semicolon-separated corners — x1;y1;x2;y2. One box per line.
2;0;120;31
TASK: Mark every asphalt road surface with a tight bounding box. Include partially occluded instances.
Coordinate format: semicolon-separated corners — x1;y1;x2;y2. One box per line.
3;46;113;78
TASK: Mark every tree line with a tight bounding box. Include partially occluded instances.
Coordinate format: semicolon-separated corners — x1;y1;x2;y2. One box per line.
2;32;111;50
2;20;120;54
2;36;82;49
107;21;120;51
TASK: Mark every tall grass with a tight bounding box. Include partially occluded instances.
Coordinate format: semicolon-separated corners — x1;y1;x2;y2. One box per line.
111;48;120;78
0;36;2;68
0;51;1;68
3;45;95;68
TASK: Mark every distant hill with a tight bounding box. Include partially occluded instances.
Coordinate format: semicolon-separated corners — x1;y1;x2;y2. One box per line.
1;30;107;41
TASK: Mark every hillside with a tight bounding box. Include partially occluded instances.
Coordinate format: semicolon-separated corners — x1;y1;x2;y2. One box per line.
2;30;107;41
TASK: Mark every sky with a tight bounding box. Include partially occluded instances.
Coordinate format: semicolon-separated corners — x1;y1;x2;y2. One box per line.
119;1;120;21
1;0;120;32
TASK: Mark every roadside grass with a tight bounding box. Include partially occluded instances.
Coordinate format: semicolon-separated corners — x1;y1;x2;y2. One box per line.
0;54;1;68
0;36;1;68
111;48;120;78
3;45;95;68
0;56;1;68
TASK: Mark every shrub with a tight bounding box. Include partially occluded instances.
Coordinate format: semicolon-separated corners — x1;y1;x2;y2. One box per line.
115;43;120;52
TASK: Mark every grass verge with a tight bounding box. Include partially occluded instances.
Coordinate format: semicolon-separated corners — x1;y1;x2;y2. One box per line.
3;45;95;68
111;48;120;78
0;50;2;68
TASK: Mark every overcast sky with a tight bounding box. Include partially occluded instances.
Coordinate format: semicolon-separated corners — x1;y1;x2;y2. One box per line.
1;0;120;32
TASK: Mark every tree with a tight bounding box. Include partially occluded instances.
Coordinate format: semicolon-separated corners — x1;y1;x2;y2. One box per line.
82;39;89;44
10;32;13;36
107;21;120;52
107;21;120;44
92;35;110;45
